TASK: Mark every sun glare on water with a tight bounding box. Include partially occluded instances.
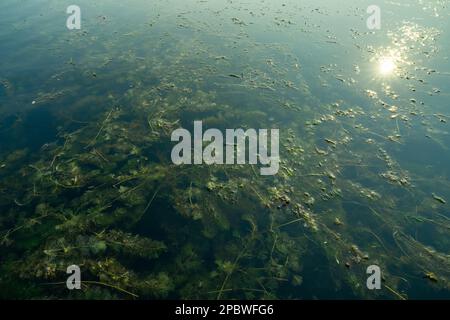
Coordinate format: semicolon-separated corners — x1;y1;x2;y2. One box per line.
378;57;396;76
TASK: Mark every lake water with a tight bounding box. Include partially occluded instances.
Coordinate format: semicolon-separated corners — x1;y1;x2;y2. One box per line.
0;0;449;299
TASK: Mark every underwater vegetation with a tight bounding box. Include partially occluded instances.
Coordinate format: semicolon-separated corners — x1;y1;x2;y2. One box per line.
0;0;450;299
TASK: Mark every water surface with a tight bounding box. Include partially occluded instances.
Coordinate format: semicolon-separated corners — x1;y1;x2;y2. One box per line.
1;0;450;299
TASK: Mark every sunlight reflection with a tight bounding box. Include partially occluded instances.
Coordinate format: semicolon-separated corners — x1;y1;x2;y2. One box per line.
378;56;396;76
372;47;406;78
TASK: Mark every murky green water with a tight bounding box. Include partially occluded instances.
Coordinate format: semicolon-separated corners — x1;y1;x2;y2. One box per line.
1;0;450;299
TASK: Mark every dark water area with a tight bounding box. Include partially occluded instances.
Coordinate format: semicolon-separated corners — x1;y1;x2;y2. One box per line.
0;0;450;300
